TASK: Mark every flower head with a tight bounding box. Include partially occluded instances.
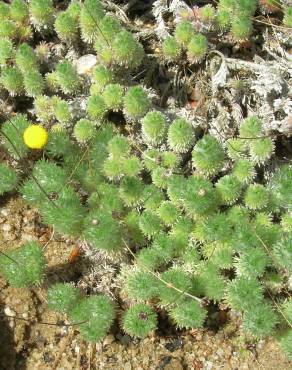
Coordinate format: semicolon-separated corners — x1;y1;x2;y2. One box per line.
23;125;48;149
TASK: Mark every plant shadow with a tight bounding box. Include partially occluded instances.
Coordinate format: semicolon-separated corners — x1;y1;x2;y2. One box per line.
0;299;18;370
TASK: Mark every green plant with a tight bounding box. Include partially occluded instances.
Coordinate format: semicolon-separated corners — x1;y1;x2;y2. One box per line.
102;83;124;111
0;242;46;287
34;95;55;122
92;65;115;92
141;111;167;146
174;21;195;45
0;39;13;66
1;114;30;158
0;2;9;21
108;135;131;158
20;159;67;205
167;118;195;153
123;86;150;119
55;60;80;93
79;0;105;42
70;295;115;341
281;213;292;232
125;271;159;301
29;0;54;29
244;184;270;210
67;1;81;20
239;116;262;138
170;300;207;329
226;138;247;160
87;94;107;121
10;0;29;23
112;30;144;69
232;159;255;183
268;165;292;211
45;72;58;92
283;7;292;27
226;276;263;311
272;233;292;272
151;167;171;189
23;70;45;97
162;36;181;61
143;184;164;211
157;201;180;226
139;210;162;238
158;268;192;305
0;0;291;356
41;188;86;236
249;138;274;164
234;247;269;278
0;164;18;195
242;303;278;337
54;99;71;123
0;20;17;39
0;66;23;95
278;331;292;360
74;119;95;143
216;5;231;30
192;134;225;176
200;5;216;24
216;0;257;38
123;156;142;177
216;174;242;205
47;283;81;313
187;34;208;61
231;17;253;39
54;11;79;43
83;210;122;251
122;304;157;338
96;15;122;43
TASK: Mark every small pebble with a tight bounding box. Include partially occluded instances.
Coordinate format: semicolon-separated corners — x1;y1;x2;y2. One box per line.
22;312;28;319
103;334;115;345
2;223;12;232
75;54;97;75
0;208;9;217
9;321;15;329
124;362;132;370
205;361;213;370
4;306;16;317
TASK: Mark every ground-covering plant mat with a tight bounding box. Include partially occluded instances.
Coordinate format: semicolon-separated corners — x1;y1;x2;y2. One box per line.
0;0;291;366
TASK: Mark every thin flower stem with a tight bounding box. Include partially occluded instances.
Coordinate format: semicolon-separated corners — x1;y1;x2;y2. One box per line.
0;126;58;209
266;289;292;329
122;239;203;304
0;250;19;265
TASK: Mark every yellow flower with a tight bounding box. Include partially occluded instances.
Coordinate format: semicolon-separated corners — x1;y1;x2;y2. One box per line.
23;125;48;149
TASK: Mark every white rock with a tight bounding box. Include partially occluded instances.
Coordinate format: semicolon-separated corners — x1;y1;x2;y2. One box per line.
9;321;15;329
216;348;224;356
204;361;213;370
2;223;12;232
0;209;9;217
124;362;132;370
4;306;16;317
75;54;97;75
